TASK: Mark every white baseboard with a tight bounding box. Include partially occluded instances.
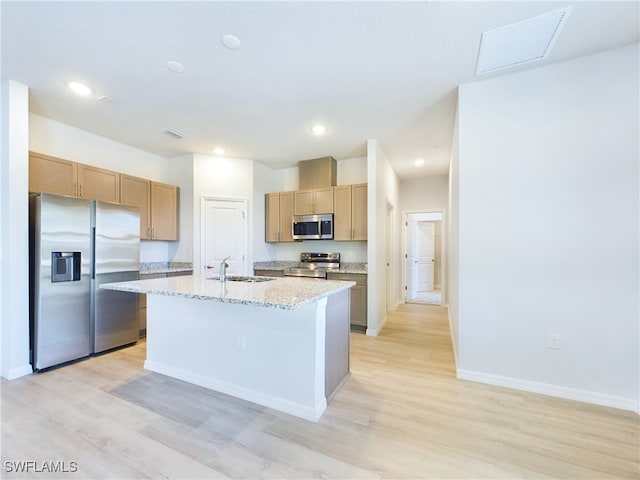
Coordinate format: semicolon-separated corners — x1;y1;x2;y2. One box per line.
145;360;327;422
457;368;639;414
366;315;387;336
1;364;32;380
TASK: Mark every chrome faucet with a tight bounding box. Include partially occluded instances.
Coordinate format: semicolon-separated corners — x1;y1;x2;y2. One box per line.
219;256;231;282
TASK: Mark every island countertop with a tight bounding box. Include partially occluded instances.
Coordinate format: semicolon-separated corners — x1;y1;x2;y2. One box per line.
101;275;355;310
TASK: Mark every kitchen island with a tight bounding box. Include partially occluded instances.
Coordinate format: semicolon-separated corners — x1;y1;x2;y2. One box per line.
101;275;354;421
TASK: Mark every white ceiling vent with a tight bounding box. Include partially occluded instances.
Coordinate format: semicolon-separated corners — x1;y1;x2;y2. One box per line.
162;128;187;139
475;7;571;76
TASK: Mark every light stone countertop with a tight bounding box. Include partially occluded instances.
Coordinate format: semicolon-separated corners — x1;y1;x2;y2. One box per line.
253;261;367;275
101;275;355;310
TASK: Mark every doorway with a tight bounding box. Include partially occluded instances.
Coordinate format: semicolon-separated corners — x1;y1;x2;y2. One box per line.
200;197;248;276
404;211;444;306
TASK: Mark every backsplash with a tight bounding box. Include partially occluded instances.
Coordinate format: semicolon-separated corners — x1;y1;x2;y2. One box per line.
140;261;192;272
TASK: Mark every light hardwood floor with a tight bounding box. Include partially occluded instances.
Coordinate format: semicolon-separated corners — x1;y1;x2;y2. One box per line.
2;304;638;479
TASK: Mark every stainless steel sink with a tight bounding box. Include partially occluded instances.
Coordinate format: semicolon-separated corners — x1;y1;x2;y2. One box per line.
208;275;274;283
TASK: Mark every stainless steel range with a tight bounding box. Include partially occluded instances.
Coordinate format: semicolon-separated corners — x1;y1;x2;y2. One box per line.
284;252;340;279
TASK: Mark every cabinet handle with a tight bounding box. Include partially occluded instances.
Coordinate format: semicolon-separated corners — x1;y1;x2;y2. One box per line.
152;227;156;239
79;185;82;197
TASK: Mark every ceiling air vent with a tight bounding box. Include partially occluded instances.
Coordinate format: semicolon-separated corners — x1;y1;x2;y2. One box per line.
475;7;571;76
162;128;187;139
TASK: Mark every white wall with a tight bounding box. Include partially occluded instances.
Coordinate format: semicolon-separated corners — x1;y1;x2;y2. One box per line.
456;43;639;411
0;80;32;379
448;103;460;365
399;175;449;213
29;114;172;263
367;139;400;335
167;155;194;263
192;154;254;274
29;114;169;181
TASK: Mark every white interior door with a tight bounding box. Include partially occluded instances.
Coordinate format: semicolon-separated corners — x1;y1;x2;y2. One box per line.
201;198;247;276
416;221;435;292
405;219;417;302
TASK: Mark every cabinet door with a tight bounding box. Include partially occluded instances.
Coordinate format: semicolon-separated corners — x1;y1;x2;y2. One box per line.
150;182;178;240
350;284;367;327
314;188;334;214
78;164;120;202
352;184;368;241
120;174;151;239
333;185;352;241
279;191;294;242
294;190;314;215
265;193;280;242
29;152;77;196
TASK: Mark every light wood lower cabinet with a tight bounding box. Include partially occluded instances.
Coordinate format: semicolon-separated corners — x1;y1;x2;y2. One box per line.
253;269;285;277
327;273;367;329
120;175;178;241
265;191;294;242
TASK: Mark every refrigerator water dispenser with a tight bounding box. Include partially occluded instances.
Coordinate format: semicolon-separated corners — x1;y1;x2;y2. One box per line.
51;251;81;282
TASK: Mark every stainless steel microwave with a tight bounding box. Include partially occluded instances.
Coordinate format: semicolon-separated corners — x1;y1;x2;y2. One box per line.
292;214;333;240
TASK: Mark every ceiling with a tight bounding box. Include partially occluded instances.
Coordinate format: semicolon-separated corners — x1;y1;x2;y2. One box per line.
2;1;638;179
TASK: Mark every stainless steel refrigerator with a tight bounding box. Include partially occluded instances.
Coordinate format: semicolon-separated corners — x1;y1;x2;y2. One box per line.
29;192;140;371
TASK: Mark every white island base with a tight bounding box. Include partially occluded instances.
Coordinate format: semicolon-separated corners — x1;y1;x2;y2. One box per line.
144;289;350;422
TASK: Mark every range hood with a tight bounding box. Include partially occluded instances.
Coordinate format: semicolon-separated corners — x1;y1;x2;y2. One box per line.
299;156;337;190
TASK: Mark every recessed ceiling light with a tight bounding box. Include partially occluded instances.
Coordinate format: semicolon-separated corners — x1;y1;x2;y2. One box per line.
311;124;327;135
222;34;242;50
67;81;92;96
414;159;425;167
213;147;225;156
167;61;185;73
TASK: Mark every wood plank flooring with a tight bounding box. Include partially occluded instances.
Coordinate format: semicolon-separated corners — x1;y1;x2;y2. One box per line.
2;303;638;479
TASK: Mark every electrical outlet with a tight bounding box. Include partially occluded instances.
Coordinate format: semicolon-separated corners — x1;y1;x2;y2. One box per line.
236;335;246;351
547;333;561;350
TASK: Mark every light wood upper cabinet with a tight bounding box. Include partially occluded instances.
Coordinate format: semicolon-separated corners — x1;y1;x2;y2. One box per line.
77;164;120;202
120;177;178;241
120;174;151;239
30;151;120;204
333;183;367;241
352;183;368;241
333;185;352;241
294;187;334;215
265;191;294;242
29;152;77;196
150;181;178;241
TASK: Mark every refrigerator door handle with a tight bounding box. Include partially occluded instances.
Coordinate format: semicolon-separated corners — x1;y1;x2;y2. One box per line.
91;226;96;279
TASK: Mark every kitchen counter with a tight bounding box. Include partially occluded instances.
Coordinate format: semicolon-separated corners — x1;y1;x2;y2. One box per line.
253;261;367;275
101;275;354;310
100;274;353;421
